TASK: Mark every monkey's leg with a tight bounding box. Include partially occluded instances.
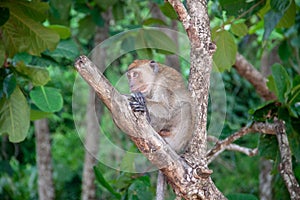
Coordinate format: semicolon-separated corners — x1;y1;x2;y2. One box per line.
129;92;151;122
156;170;166;200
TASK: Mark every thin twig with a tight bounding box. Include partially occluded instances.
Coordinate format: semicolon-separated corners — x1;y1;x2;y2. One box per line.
207;122;276;164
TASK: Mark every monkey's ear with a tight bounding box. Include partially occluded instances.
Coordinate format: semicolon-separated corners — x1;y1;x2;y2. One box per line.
150;60;159;73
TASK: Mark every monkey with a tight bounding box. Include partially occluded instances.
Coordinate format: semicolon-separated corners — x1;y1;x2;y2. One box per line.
126;60;194;199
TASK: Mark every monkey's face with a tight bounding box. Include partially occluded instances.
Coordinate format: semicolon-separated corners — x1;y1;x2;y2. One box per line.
127;65;156;95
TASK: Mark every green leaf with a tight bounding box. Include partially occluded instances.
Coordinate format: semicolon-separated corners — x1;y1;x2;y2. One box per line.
249;101;277;121
291;35;300;48
15;62;50;86
0;40;5;66
135;29;177;54
220;0;266;18
270;0;290;12
143;18;167;26
93;166;121;199
49;0;72;26
136;49;153;59
231;22;248;37
12;52;33;64
227;193;258;200
270;63;291;103
30;109;53;121
0;86;30;143
0;7;9;26
120;146;137;172
48;25;71;40
43;39;79;61
3;73;16;98
30;86;63;112
94;0;118;10
276;0;295;28
0;2;60;57
278;40;292;62
266;75;276;94
78;15;96;41
112;2;125;21
258;135;279;161
159;2;178;20
263;10;283;40
128;176;153;200
212;30;237;71
288;76;300;107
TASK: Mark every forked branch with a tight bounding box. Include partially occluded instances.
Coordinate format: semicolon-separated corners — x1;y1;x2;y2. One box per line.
207;122;276;164
74;55;219;199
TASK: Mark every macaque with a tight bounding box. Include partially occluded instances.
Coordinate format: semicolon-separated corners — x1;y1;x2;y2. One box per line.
127;59;194;153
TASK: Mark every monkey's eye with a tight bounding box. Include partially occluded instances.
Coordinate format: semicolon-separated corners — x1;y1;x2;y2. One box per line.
132;71;138;78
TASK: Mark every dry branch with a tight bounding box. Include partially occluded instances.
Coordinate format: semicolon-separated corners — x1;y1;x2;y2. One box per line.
207;122;276;164
234;53;276;101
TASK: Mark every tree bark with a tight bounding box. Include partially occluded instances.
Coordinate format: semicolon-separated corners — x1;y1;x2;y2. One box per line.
81;89;101;200
35;119;55;200
234;53;276;101
275;120;300;200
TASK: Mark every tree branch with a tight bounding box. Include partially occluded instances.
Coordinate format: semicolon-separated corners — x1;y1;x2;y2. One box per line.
74;55;220;199
167;1;225;199
234;53;276;101
275;120;300;200
207;122;276;164
208;136;258;158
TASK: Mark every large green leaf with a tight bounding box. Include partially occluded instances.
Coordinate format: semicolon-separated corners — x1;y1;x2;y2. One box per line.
3;73;16;98
48;25;71;40
258;135;279;160
213;30;237;71
159;2;178;20
43;39;79;61
263;10;283;40
77;15;96;41
135;29;177;54
0;7;9;26
93;166;121;199
30;109;53;121
0;1;59;57
276;0;295;28
270;63;291;103
49;0;72;26
128;176;153;200
30;86;63;112
15;62;50;86
220;0;266;18
0;86;30;143
0;40;5;66
231;22;248;37
270;0;290;12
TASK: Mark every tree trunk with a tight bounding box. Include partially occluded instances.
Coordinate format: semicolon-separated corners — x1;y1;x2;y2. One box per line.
81;89;101;200
35;119;55;200
81;11;110;200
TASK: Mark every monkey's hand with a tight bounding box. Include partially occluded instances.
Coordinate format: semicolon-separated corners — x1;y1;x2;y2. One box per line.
128;92;151;122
